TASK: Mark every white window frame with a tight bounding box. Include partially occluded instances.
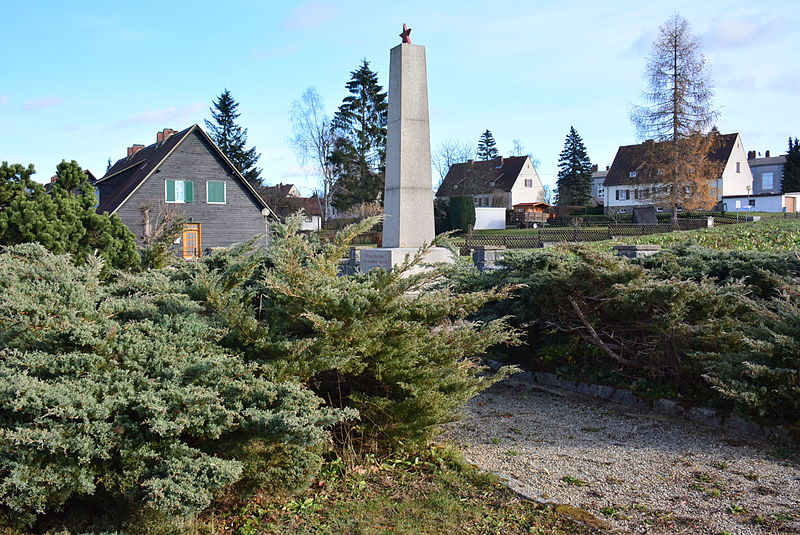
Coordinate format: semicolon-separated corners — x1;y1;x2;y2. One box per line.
629;171;637;178
206;180;227;204
762;172;774;190
166;179;192;204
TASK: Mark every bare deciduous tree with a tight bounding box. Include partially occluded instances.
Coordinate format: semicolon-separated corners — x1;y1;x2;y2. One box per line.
630;14;720;217
432;139;473;189
289;87;335;223
138;199;186;269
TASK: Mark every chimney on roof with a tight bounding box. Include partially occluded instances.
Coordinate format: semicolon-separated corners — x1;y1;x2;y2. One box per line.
157;128;176;144
765;150;771;158
606;165;610;171
747;150;755;160
127;144;145;157
591;164;598;173
50;175;59;184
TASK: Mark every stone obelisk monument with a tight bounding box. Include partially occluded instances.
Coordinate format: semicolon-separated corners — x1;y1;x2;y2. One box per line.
359;24;453;272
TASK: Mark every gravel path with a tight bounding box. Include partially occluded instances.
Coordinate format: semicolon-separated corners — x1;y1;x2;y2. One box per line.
442;378;800;535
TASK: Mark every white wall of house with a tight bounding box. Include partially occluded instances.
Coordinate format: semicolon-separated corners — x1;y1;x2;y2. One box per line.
474;207;507;229
509;158;544;208
719;134;753;196
605;183;664;213
722;194;800;213
299;214;321;231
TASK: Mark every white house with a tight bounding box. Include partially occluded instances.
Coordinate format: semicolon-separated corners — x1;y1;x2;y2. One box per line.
722;192;800;213
591;165;609;205
604;133;752;214
435;155;544;210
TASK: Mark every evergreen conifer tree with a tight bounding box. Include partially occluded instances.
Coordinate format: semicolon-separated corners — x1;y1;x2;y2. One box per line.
782;137;800;193
476;130;500;160
0;160;139;270
205;89;262;187
328;60;388;211
555;126;593;206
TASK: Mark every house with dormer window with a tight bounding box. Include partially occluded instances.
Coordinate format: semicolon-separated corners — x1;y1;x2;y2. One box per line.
603;133;751;214
94;125;275;258
435;155;544;209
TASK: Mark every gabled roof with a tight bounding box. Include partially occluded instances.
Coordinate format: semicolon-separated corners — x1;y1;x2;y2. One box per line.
435;156;529;197
261;183;299;198
604;133;739;187
96;124;272;216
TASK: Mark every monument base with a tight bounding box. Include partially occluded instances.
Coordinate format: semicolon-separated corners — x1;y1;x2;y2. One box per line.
359;246;454;273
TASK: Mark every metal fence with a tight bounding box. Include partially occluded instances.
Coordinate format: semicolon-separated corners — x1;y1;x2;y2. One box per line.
464;219;711;250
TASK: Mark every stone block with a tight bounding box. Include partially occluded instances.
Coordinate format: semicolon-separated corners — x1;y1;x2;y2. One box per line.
359;246;453;274
612;245;662;259
589;384;616;400
535;372;560;386
723;416;763;437
610;389;645;407
653;398;684;417
687;407;722;427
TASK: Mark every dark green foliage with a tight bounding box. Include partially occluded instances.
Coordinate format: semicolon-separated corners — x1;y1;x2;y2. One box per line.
205;89;262;187
329;60;388;211
196;215;519;448
782;137;800;193
447;196;476;233
0;161;139;271
455;245;800;423
477;130;499;161
556;127;593;207
0;244;345;524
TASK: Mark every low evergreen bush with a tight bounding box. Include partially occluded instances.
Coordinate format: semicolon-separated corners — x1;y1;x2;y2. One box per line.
454;244;800;424
193;216;520;449
0;244;346;525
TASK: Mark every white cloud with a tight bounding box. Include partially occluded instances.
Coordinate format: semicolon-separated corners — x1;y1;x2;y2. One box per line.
282;1;334;31
114;103;203;127
705;17;789;49
24;96;63;110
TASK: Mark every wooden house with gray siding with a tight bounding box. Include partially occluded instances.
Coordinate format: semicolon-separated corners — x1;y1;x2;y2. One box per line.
95;125;274;258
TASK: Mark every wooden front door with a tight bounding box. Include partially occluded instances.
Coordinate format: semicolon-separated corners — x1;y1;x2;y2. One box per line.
787;197;796;213
182;223;202;259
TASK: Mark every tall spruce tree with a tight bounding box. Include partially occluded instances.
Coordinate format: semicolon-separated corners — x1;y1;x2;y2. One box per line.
555;126;593;207
0;160;139;270
205;89;262;187
328;60;388;211
782;137;800;193
477;130;500;160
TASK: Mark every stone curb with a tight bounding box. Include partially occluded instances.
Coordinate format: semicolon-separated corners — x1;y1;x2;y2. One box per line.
484;359;795;447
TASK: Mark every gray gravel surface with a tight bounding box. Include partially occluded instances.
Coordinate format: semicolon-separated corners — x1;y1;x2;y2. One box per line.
442;378;800;535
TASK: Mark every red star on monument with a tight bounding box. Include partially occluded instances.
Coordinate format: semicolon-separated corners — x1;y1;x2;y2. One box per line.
400;23;412;44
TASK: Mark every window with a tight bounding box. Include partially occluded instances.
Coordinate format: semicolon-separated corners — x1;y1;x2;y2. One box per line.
656;207;664;212
489;181;496;187
618;209;627;214
749;199;756;207
736;162;741;173
524;179;533;187
166;180;194;203
207;180;226;204
641;188;650;199
453;184;458;190
657;169;665;176
615;189;630;201
762;172;774;190
629;171;637;178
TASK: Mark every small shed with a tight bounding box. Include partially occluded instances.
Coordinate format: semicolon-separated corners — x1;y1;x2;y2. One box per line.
510;201;551;226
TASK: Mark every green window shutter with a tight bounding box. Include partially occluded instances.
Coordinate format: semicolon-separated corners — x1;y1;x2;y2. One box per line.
184;181;194;203
166;180;176;202
208;181;225;203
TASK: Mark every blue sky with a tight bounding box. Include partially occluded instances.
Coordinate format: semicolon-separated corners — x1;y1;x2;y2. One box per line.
2;0;798;192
